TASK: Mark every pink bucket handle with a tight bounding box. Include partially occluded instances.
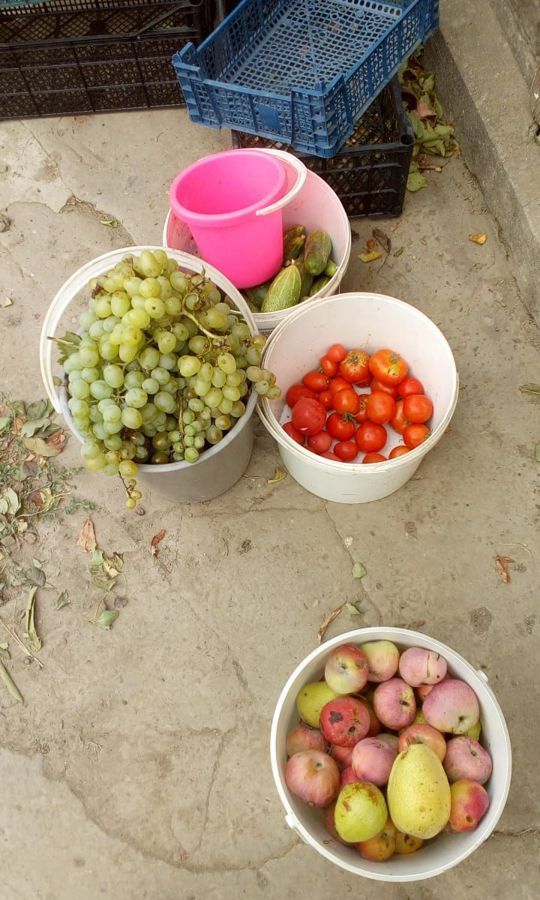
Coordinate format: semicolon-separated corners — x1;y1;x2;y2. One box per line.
255;150;307;217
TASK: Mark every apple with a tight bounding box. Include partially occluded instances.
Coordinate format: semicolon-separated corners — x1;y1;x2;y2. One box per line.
286;723;327;757
325;643;369;694
320;697;370;747
378;733;399;751
341;766;358;786
398;723;447;762
356;817;396;862
443;736;492;784
399;647;447;687
351;737;397;786
356;695;381;736
394;830;424;854
335;782;388;843
361;640;400;683
423;679;480;734
296;682;341;728
285;750;340;807
449;779;490;832
329;744;354;769
373;678;416;730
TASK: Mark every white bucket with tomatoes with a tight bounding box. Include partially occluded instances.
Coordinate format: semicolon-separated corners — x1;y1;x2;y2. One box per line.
258;292;458;504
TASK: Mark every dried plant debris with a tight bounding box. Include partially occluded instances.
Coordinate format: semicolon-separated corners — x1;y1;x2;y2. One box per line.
77;517;97;553
89;549;124;592
495;555;514;584
150;530;166;558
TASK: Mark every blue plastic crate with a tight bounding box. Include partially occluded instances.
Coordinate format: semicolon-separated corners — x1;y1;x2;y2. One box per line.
173;0;439;158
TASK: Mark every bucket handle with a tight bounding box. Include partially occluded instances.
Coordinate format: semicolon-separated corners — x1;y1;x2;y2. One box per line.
254;150;307;217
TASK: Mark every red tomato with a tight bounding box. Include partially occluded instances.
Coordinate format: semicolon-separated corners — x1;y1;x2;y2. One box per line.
370;378;397;397
398;377;424;399
403;394;433;424
356;422;387;453
326;413;356;441
365;391;396;425
354;394;369;424
286;383;316;408
307;431;332;455
329;376;351;395
334;440;359;461
322;451;341;460
390;399;410;435
283;421;304;445
333;387;360;415
369;348;408;387
362;453;387;464
404;423;430;448
327;343;347;363
303;370;330;393
291;398;327;436
389;445;410;459
318;389;334;410
339;349;370;385
320;355;338;377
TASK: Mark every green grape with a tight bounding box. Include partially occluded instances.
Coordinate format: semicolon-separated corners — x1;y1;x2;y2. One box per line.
154;392;175;413
70;379;90;400
267;386;281;399
119;441;136;460
153;414;167;431
211;368;226;388
89;321;106;340
235;356;248;369
73;416;90;432
193;436;205;450
142;424;157;437
90;380;113;400
140;346;160;370
165;296;182;317
100;339;118;361
201;282;221;304
198;362;213;382
226;371;243;387
88;406;102;423
238;383;249;398
228;334;241;354
237;369;247;382
122;408;143;429
136;250;161;279
188;335;209;355
160;378;178;395
135;446;149;461
142;377;159;395
131;295;147;310
255;380;270;395
126;497;136;509
206;425;223;445
69;398;89;418
246;346;261;366
215;415;232;430
152;432;170;451
86;454;106;472
111;292;131;317
178;355;201;377
165;415;177;431
103;364;124;388
140;278;161;299
151;367;170;386
218;398;233;415
223;385;240;402
64;353;81;374
141;403;158;423
145;297;165;319
158;276;173;299
81;442;102;459
125;371;146;389
81;366;100;384
169;430;181;444
80;309;97;329
119;459;138;478
191;421;204;434
185;292;201;311
104;434;123;450
157;331;176;354
230;401;246;418
151;451;169;465
125;388;148;409
109;326;125;346
103;462;120;476
252;334;266;350
182;409;195;425
97;398;115;412
205;387;223;409
184;434;195;447
79;346;99;367
92;422;107;440
194;377;211;397
173;322;189;342
119;343;139;363
184;424;195;437
103;405;122;424
200;408;211;422
159;353;177;371
183;316;199;338
122;325;143;347
124;276;143;297
104;450;119;465
246;365;264;382
188;398;205;413
217;352;236;374
131;431;146;447
170;271;189;294
102;315;121;334
95;297;112;318
233;323;252;341
204;307;229;330
124;308;150;329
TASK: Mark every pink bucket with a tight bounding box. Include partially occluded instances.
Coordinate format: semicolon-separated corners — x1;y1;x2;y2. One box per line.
169;149;306;289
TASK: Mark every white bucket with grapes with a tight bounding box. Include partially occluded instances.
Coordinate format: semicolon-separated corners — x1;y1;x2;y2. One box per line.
40;247;280;505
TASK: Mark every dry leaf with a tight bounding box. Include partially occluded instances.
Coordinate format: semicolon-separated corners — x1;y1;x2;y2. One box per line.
495;555;513;584
267;466;287;485
469;233;487;245
46;431;66;451
1;297;13;308
366;238;377;251
345;602;362;616
23;436;62;457
352;562;367;580
25;587;42;652
55;590;70;610
77;517;96;553
318;603;345;644
359;251;382;263
416;99;436;118
100;218;119;228
151;529;166;558
0;660;23;703
372;228;391;255
519;383;540;395
393;246;404;258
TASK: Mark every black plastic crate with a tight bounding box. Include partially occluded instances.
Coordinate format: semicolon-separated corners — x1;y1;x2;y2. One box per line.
231;78;413;218
0;1;214;119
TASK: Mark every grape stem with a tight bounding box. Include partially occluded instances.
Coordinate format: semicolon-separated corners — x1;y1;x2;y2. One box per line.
181;309;227;343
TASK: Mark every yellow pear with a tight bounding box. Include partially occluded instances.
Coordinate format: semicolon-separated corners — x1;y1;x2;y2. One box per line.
387;744;451;839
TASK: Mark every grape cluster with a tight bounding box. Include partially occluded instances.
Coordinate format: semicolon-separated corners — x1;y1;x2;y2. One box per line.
59;250;280;507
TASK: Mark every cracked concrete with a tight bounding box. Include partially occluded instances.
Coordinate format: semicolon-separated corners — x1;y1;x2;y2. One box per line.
0;107;539;898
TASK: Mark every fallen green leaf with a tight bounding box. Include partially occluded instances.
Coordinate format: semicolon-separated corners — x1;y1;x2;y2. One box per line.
346;602;362;616
520;383;540;395
52;332;81;365
20;416;54;437
1;488;20;516
535;443;540;462
56;590;70;610
25;586;41;652
407;171;428;192
0;660;23;703
0;416;11;432
26;399;53;421
97;609;119;630
352;562;367;580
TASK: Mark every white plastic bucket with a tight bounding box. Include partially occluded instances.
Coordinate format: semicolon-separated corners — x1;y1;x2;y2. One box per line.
258;293;459;503
163;149;352;335
270;627;512;882
39;246;259;504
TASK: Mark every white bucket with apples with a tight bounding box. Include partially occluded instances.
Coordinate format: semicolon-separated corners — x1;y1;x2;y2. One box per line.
270;627;512;882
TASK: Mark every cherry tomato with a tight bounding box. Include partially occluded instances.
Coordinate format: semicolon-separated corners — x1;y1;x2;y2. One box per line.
327;343;347;363
334;440;359;461
303;370;330;393
369;348;408;387
291;397;327;436
362;453;387;464
365;391;397;425
329;376;351;395
389;445;410;459
403;423;430;449
390;399;410;435
370;378;397;397
318;389;334;410
283;421;304;445
403;394;433;424
339;349;370;385
354;394;369;424
356;422;387;453
307;430;332;455
286;383;316;408
320;355;338;377
326;413;356;441
322;451;341;460
333;387;360;415
398;377;424;399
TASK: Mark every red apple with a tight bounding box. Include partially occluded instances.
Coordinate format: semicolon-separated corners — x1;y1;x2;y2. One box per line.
320;697;370;747
329;744;354;769
399;647;447;687
449;779;490;832
325;643;369;694
351;737;397;786
373;678;416;730
341;766;358;786
398;723;447;762
356;817;396;861
444;736;492;784
285;750;340;808
423;679;480;734
286;723;327;757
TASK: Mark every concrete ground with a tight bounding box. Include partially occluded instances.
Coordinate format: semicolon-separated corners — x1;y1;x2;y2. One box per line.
0;109;539;900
